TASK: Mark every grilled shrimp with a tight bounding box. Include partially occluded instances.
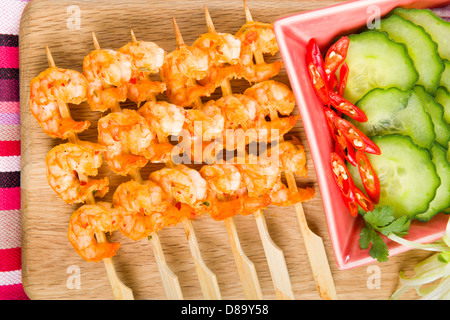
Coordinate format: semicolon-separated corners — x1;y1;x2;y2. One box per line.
29;67;90;139
118;40;165;74
83;49;132;112
46;142;109;205
67;202;121;262
209;94;299;148
184;102;225;141
235;21;282;83
199;163;271;220
272;140;308;178
199;163;242;195
193;32;243;89
244;80;296;117
161;44;214;106
193;32;241;66
235;154;280;197
149;164;207;209
113;180;196;240
214;94;264;130
236;21;279;60
118;40;167;104
97;109;173;175
262;141;313;205
138;100;186;139
269;177;315;207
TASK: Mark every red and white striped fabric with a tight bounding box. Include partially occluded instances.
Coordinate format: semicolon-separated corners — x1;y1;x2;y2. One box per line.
0;0;30;300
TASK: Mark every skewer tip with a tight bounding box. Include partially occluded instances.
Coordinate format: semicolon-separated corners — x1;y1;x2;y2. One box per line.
92;31;101;50
243;0;253;22
45;45;56;68
130;29;137;43
204;5;216;33
172;17;185;47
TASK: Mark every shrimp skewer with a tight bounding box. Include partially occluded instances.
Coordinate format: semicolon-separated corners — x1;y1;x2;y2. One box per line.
202;6;263;300
148;25;222;299
243;1;338;300
28;67;90;140
161;20;211;107
118;30;167;107
90;34;183;300
235;3;282;83
43;46;134;300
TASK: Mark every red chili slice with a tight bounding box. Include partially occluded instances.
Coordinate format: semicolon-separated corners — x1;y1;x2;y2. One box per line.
343;197;359;217
354;186;375;212
328;73;338;93
306;39;329;105
324;36;349;77
355;150;380;204
344;139;357;167
330;152;356;203
334;117;381;155
328;91;368;122
338;62;349;96
324;108;347;150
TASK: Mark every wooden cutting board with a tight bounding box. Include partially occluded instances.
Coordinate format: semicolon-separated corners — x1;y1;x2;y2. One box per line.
19;0;430;300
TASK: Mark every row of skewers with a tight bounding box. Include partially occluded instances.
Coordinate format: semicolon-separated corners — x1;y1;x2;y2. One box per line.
28;2;337;300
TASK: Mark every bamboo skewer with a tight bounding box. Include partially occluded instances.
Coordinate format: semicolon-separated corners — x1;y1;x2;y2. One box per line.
203;5;263;300
237;2;295;300
163;22;222;300
46;45;134;300
130;29;221;300
91;33;184;300
243;1;338;300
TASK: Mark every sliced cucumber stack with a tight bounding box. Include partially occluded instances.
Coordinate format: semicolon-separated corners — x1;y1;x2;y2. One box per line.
393;8;450;62
348;135;440;220
342;31;418;104
378;14;444;95
350;88;435;149
332;8;450;223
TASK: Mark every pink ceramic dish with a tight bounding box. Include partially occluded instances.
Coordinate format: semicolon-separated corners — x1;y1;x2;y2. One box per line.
274;0;450;270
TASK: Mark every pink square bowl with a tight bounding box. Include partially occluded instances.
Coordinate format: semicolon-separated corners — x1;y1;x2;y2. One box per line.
274;0;450;270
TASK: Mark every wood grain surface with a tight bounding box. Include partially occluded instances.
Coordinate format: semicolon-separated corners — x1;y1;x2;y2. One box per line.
19;0;430;300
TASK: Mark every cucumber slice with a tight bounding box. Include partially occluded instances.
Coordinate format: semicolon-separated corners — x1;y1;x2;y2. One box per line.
342;31;418;104
348;135;440;219
435;86;450;125
393;8;450;61
415;143;450;222
350;88;435;149
378;14;444;95
414;85;450;148
440;60;450;92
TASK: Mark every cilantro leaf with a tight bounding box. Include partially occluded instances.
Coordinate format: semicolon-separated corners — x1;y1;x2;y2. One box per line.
358;206;411;262
370;230;389;263
363;206;395;227
379;216;410;237
360;224;389;262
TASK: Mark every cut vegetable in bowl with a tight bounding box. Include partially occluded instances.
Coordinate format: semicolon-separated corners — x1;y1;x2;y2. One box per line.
340;30;418;104
349;88;436;150
348;135;441;220
344;8;450;262
275;0;450;270
378;14;444;95
393;8;450;62
304;6;450;263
